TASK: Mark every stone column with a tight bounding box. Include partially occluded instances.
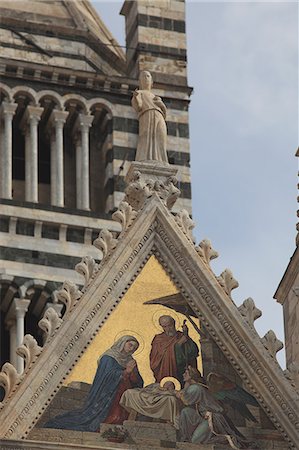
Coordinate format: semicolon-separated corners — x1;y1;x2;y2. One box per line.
0;102;17;199
50;129;57;205
5;298;31;373
49;110;68;207
21;106;43;202
24;127;31;201
15;298;31;374
5;319;17;367
77;114;93;210
74;133;82;209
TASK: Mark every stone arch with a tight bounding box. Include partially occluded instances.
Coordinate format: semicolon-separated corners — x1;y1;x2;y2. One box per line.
87;98;114;117
62;94;88;114
36;90;63;110
0;83;12;102
11;86;37;105
0;275;20;300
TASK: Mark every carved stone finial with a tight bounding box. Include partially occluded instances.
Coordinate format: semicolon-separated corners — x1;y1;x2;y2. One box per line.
196;239;219;268
124;170;151;210
153;176;180;210
261;330;284;361
132;70;168;163
0;363;20;406
216;268;239;298
175;209;195;242
38;307;63;344
16;335;42;373
238;297;262;328
75;255;98;288
93;229;118;259
56;281;82;314
165;177;180;209
112;201;138;232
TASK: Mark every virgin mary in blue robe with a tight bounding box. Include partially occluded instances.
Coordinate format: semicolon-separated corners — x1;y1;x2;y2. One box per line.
44;335;143;432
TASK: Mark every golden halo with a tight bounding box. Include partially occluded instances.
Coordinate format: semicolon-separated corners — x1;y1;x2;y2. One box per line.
152;308;181;332
160;376;181;391
114;330;145;356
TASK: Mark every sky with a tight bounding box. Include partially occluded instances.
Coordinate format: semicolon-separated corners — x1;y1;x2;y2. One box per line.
92;1;298;368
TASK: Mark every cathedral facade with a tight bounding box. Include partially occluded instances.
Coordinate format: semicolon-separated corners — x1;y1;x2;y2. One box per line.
0;2;298;450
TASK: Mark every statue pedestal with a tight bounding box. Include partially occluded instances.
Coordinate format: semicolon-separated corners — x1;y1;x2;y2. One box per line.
126;161;177;185
124;161;180;211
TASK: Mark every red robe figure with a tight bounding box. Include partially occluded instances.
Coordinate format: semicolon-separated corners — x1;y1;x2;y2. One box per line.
150;315;199;387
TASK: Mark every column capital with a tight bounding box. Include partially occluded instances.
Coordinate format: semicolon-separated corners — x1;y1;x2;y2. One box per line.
20;105;43;130
14;298;31;319
26;105;43;120
6;297;31;322
49;109;69;128
0;101;17;118
77;113;94;130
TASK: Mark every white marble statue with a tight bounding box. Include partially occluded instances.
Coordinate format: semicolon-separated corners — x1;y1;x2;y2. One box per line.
132;70;168;163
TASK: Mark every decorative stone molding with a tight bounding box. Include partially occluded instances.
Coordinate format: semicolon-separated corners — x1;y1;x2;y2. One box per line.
16;335;42;373
38;307;63;345
75;256;98;290
216;268;239;298
154;177;180;210
93;229;118;259
112;201;137;233
238;297;262;329
0;363;20;407
124;171;153;210
56;281;82;315
195;238;219;269
174;209;195;242
125;162;180;212
261;330;284;361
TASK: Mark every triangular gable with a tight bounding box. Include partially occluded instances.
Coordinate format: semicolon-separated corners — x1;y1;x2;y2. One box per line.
0;172;298;448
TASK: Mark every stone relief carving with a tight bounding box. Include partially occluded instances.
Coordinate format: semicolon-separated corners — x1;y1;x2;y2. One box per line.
124;171;152;210
0;363;20;406
216;268;239;298
112;201;138;232
195;238;219;268
75;255;98;289
16;335;42;373
38;307;63;344
174;209;195;242
156;176;180;210
93;229;118;259
124;170;180;212
261;330;284;361
238;297;262;329
56;281;82;315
